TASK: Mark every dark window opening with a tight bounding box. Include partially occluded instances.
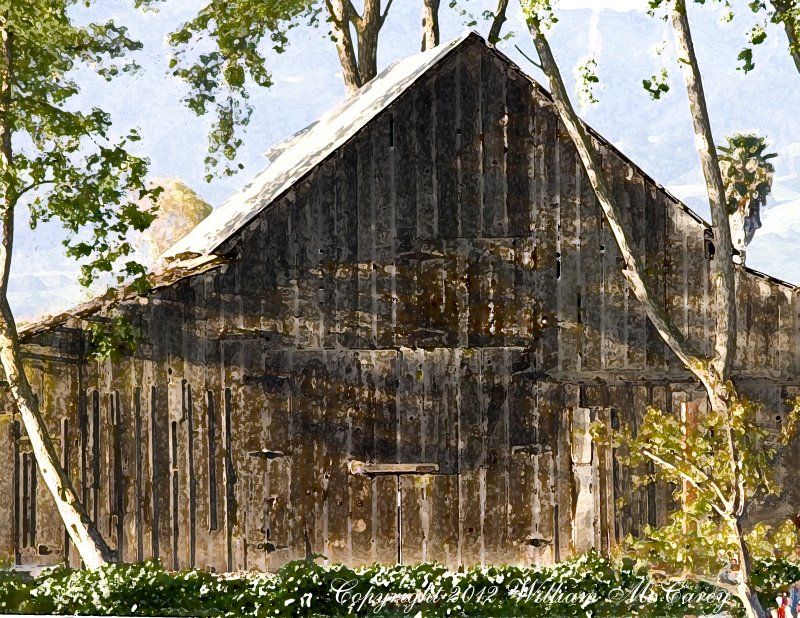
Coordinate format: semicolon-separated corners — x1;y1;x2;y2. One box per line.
223;388;235;572
184;381;196;567
21;452;37;548
111;391;123;557
170;420;179;570
108;394;117;513
134;386;144;562
207;390;218;532
61;418;70;562
704;238;715;260
556;252;561;280
92;390;100;525
704;229;715;260
150;385;160;558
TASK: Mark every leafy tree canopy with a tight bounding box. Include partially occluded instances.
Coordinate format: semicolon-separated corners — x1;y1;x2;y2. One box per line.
1;0;159;294
595;394;800;585
134;0;320;179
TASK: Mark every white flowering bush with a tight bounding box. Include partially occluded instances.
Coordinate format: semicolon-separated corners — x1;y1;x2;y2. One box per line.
0;551;797;616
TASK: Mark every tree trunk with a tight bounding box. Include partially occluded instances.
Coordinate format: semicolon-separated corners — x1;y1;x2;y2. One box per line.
325;0;362;94
525;10;762;615
669;11;760;612
524;15;707;386
0;15;113;570
325;0;392;94
355;0;382;84
730;514;766;618
488;0;511;44
0;307;115;569
421;0;440;51
769;0;800;76
781;18;800;75
670;0;737;384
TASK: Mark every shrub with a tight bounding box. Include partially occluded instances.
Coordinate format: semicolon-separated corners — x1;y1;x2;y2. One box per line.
0;552;796;616
0;567;33;612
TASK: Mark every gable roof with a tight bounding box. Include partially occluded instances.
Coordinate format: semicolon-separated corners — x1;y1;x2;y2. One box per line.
160;30;715;263
161;33;796;291
162;32;473;260
21;31;797;337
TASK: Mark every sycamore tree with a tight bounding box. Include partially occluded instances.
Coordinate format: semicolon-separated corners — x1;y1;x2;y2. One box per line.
742;0;800;76
521;0;794;616
0;0;159;568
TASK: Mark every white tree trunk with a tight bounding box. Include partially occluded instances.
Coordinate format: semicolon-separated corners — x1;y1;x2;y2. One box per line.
1;14;112;569
0;312;114;569
421;0;440;51
729;208;747;263
670;0;737;383
523;6;763;616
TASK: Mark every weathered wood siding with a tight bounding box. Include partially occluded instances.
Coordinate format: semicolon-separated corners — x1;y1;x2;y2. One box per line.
3;37;799;569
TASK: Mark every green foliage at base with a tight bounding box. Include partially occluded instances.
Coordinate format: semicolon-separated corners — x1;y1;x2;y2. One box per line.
0;552;796;616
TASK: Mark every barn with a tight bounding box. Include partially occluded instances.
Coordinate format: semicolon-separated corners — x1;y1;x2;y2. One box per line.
1;32;798;573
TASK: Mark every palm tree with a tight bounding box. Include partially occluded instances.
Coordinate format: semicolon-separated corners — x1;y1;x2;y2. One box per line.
718;133;777;263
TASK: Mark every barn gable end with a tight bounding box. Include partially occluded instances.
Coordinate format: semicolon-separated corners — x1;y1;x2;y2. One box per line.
2;33;798;572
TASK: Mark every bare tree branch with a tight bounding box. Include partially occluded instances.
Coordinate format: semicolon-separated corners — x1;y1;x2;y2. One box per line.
514;43;542;70
642;450;733;517
642;450;730;518
488;0;511;44
380;0;395;28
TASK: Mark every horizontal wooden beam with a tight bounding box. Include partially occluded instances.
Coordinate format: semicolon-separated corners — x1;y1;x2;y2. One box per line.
348;461;440;476
247;449;285;460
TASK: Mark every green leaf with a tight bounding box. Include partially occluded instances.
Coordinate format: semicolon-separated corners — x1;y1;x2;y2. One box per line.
738;47;756;72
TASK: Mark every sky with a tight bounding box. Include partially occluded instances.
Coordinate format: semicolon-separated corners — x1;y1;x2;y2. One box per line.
10;0;800;321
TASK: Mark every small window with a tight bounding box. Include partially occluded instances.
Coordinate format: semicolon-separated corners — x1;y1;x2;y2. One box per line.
704;230;715;260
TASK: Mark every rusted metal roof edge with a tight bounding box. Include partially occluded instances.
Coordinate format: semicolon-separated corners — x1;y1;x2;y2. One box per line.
18;254;229;340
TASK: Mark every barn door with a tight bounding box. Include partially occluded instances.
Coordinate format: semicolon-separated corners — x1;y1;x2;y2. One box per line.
348;472;457;568
399;474;459;568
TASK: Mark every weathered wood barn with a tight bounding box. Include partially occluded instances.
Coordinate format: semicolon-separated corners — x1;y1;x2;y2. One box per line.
2;32;799;573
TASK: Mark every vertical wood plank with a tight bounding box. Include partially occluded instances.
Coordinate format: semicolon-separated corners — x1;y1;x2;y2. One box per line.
458;43;482;239
481;55;507;238
644;185;666;369
374;114;397;349
505;72;532;237
508;351;536;565
558;130;581;372
325;351;351;566
483;348;509;564
435;55;459;239
458;348;482;566
626;171;648;369
534;100;559;371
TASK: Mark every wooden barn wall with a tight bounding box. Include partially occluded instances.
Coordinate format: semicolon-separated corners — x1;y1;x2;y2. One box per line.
5;38;799;569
